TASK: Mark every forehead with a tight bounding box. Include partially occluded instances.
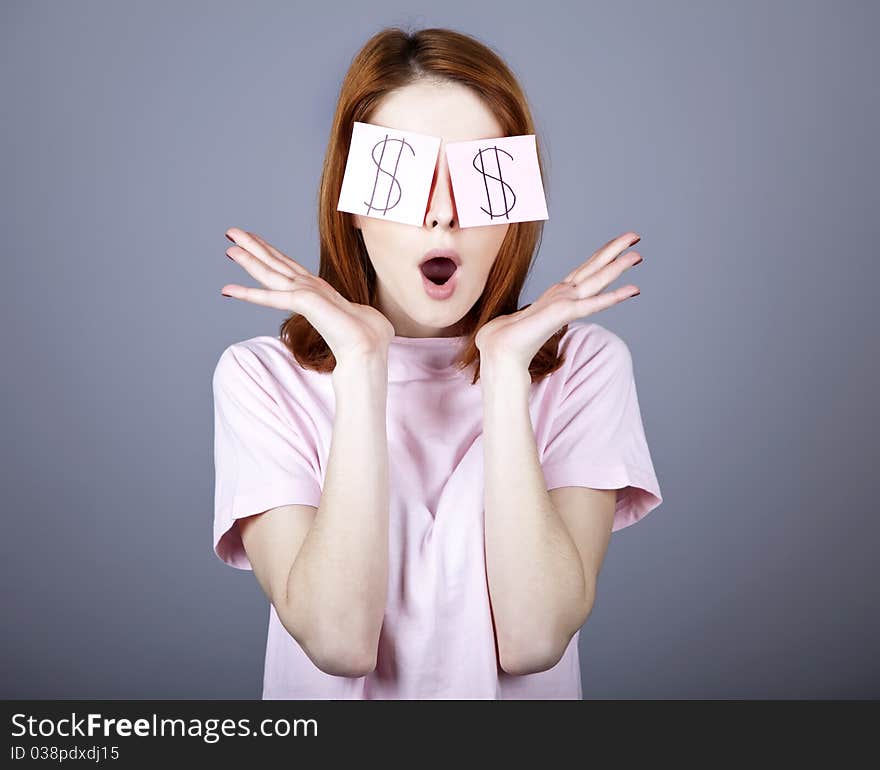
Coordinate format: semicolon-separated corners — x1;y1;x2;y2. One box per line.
367;79;505;144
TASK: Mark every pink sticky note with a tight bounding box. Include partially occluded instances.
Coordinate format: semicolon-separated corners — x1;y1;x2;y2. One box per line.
445;134;549;228
337;121;441;227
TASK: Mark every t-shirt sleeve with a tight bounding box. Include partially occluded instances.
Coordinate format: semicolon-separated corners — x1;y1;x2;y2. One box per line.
212;343;323;570
540;324;663;532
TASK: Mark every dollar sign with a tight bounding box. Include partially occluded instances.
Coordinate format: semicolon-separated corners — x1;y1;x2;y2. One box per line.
473;146;517;220
364;135;415;215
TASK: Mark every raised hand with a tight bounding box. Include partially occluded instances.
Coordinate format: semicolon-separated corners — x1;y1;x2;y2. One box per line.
221;227;395;360
474;232;643;369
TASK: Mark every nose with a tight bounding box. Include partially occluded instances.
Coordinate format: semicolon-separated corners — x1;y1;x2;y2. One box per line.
423;150;457;230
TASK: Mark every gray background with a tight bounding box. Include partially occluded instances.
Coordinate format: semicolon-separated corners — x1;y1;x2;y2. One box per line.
2;0;877;699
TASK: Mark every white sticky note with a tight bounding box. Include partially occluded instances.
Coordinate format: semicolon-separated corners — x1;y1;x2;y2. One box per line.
337;121;442;227
445;134;549;228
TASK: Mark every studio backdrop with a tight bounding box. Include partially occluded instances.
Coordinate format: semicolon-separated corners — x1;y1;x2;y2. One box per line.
2;0;877;699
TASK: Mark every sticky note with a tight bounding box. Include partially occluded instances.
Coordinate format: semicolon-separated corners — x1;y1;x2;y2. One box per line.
445;134;549;228
337;121;442;227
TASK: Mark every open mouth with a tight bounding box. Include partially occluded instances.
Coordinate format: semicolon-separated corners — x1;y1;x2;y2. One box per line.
420;256;458;285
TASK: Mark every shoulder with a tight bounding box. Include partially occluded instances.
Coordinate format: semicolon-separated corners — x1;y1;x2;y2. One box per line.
212;335;303;393
558;322;633;379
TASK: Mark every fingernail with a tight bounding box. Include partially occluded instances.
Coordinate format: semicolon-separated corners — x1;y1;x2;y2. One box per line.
221;293;231;298
227;253;234;260
225;232;235;242
634;256;643;265
631;290;640;297
631;234;641;244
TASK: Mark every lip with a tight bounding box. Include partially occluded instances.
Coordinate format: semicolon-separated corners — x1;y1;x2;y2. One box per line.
419;248;462;268
421;268;458;300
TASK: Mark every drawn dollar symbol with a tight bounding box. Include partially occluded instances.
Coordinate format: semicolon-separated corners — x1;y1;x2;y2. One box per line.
364;135;415;215
473;147;517;220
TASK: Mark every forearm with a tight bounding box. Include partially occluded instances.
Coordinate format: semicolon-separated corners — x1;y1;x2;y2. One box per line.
481;360;591;675
284;352;390;673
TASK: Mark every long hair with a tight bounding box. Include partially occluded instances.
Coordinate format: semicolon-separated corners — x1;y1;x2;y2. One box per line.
279;26;568;384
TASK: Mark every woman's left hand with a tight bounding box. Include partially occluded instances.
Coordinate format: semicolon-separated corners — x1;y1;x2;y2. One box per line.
474;232;644;369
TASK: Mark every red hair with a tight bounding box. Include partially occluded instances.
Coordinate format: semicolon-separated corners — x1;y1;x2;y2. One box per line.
279;26;567;383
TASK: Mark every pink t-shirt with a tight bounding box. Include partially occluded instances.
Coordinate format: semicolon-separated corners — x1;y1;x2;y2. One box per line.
212;321;662;699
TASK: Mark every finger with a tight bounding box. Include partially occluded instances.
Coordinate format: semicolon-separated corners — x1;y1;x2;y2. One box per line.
245;230;314;277
220;284;306;312
571;284;641;316
562;231;641;284
567;249;642;301
226;229;301;281
226;243;301;291
227;228;311;278
248;231;313;275
564;231;640;284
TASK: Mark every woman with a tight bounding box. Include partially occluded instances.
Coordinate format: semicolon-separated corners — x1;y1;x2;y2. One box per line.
212;26;662;699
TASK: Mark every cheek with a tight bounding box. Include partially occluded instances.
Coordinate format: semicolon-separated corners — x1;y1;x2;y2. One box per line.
360;222;417;274
360;222;395;261
491;225;510;252
469;226;509;270
478;221;508;244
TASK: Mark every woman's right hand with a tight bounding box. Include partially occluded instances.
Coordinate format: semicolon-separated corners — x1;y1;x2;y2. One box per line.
221;227;395;362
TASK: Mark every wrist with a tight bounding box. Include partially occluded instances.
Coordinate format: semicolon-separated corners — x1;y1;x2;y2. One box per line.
479;355;532;395
332;351;389;389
